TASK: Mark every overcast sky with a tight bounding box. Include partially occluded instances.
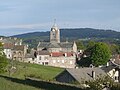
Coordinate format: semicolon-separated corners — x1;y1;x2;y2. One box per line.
0;0;120;36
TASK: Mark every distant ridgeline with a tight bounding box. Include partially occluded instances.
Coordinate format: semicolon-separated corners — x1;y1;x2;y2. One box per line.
12;28;120;40
11;28;120;48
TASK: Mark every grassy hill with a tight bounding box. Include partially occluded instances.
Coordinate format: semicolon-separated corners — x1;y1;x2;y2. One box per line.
0;61;64;90
3;61;63;80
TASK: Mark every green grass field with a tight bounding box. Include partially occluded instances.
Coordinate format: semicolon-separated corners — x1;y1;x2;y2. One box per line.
0;61;64;90
3;61;64;80
0;77;43;90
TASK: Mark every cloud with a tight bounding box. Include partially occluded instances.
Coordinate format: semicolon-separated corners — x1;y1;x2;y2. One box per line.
0;23;52;29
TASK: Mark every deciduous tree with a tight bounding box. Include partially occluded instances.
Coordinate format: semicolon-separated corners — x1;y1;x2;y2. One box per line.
90;42;111;66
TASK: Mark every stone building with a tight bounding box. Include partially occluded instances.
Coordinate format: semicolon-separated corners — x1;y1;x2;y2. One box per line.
101;54;120;82
12;45;27;61
0;37;27;60
36;51;76;68
55;68;107;83
36;23;77;68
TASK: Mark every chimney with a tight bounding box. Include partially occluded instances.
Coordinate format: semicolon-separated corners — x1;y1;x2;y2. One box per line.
92;71;95;79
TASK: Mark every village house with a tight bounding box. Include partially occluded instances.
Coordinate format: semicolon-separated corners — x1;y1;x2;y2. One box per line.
36;51;76;68
55;67;107;84
101;54;120;83
0;37;28;61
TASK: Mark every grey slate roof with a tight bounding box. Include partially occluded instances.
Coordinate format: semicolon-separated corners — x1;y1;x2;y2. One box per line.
60;42;73;48
25;54;35;58
48;43;61;48
65;68;107;83
101;64;118;73
0;38;20;44
38;50;50;55
38;42;73;48
38;42;49;48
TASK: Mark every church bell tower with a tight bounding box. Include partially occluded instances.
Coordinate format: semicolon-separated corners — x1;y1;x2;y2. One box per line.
50;23;60;43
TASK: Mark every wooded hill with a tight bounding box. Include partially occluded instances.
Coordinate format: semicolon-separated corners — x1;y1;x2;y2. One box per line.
12;28;120;48
12;28;120;39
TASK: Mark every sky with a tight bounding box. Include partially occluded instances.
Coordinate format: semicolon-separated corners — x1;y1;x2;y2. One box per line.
0;0;120;36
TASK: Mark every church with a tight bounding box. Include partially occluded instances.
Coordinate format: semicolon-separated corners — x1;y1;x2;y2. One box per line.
35;23;77;68
37;24;77;53
35;24;77;68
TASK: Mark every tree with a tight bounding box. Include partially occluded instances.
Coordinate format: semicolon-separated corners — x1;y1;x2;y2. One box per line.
76;41;85;50
0;42;8;73
109;44;120;55
87;40;96;49
87;75;114;90
84;41;96;57
90;42;111;66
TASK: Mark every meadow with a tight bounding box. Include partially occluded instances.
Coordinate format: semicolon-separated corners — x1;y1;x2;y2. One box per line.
0;61;64;90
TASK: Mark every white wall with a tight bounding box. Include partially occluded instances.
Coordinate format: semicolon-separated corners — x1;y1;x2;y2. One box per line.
4;49;12;59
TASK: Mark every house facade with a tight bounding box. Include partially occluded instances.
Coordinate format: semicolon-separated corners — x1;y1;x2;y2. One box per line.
0;37;28;61
36;51;76;68
102;55;120;83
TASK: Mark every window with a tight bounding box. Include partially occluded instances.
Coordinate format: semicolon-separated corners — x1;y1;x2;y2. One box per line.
115;76;118;80
70;61;73;64
53;60;56;63
32;58;34;61
45;62;48;65
19;52;21;55
39;56;41;60
62;60;64;63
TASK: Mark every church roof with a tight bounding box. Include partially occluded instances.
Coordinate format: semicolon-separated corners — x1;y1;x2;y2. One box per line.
48;42;61;48
37;42;49;48
60;42;73;48
37;42;74;49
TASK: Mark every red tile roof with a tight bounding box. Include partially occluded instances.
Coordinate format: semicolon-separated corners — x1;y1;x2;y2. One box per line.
3;43;14;49
51;52;74;57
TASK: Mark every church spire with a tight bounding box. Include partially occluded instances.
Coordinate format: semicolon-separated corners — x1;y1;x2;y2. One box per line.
52;19;57;27
50;20;60;43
